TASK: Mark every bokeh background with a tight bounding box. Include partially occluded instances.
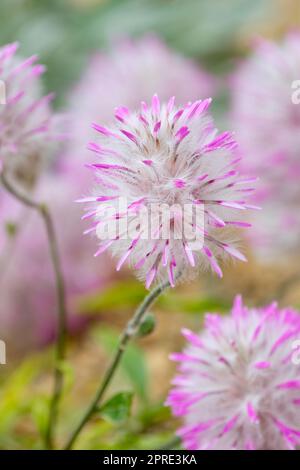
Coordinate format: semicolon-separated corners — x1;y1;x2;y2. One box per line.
0;0;300;450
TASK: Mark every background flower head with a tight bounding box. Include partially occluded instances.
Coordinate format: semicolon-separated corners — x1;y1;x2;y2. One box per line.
231;33;300;259
65;35;217;169
0;167;114;353
80;94;256;288
167;296;300;450
0;42;55;189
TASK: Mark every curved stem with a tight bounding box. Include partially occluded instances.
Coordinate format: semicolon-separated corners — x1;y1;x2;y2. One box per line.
0;172;67;449
64;278;171;450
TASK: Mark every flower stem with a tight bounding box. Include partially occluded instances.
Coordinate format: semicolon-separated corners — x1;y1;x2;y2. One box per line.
0;172;67;449
64;278;171;450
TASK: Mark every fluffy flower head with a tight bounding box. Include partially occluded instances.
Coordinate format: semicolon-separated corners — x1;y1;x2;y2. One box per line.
80;94;256;287
0;42;54;188
167;296;300;450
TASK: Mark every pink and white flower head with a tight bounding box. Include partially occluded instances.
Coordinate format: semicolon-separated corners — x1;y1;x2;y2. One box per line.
167;296;300;450
0;42;54;189
66;35;216;168
79;94;256;288
231;33;300;258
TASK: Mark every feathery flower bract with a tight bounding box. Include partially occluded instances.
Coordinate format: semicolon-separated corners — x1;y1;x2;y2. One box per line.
167;296;300;450
80;94;256;288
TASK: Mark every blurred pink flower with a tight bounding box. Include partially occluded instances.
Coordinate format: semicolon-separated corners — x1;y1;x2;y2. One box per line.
0;42;55;189
65;35;217;170
80;94;255;288
231;33;300;259
0;169;114;353
167;296;300;450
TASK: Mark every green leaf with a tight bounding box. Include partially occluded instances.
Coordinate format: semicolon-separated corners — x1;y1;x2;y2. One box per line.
99;392;133;424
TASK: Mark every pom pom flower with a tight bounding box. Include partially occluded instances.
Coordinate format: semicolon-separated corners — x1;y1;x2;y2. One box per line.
0;42;54;189
80;95;256;288
167;296;300;450
231;33;300;258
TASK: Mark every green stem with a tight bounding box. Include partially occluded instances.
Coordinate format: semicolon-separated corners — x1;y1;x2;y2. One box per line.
0;172;67;449
64;278;171;450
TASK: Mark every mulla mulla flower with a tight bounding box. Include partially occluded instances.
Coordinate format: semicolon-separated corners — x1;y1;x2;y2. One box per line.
167;296;300;450
0;42;54;189
231;33;300;258
79;94;257;288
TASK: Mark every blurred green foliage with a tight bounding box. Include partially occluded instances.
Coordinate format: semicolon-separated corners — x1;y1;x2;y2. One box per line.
77;279;147;314
77;278;229;315
0;355;48;448
0;347;176;449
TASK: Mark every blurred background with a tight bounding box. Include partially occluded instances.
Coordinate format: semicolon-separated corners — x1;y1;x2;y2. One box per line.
0;0;300;450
